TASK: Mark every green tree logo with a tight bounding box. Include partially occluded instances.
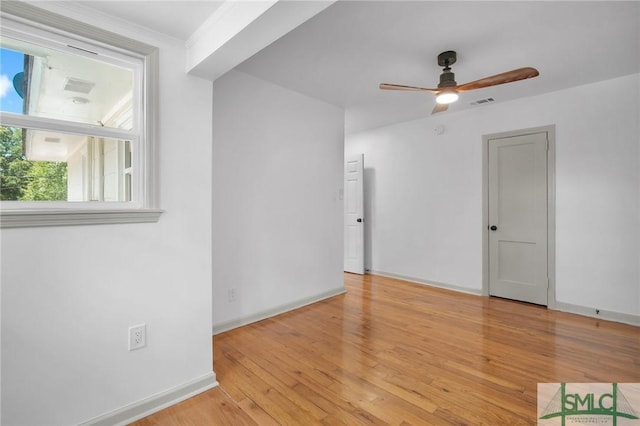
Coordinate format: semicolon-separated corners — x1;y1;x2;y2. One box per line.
539;383;639;425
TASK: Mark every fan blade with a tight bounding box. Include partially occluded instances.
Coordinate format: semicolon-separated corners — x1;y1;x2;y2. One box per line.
456;67;539;92
432;103;448;114
380;83;439;93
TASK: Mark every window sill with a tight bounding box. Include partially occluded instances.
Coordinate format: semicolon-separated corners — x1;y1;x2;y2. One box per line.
0;209;164;228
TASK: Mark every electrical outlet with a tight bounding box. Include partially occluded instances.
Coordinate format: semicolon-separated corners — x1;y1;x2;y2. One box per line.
129;324;146;351
228;288;237;302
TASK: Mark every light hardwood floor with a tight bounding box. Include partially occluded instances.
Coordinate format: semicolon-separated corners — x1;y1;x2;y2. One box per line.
132;273;640;425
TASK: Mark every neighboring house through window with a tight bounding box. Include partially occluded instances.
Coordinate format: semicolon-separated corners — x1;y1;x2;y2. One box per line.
0;2;161;227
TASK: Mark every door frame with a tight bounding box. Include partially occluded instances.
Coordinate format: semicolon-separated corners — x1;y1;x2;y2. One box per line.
481;125;557;308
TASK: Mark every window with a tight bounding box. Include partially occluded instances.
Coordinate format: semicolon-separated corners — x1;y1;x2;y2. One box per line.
0;2;161;227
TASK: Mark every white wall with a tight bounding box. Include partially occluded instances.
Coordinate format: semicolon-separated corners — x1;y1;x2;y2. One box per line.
346;73;640;318
1;5;214;425
212;70;344;331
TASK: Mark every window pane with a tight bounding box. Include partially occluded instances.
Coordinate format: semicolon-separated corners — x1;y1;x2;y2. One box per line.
0;37;134;130
0;126;132;202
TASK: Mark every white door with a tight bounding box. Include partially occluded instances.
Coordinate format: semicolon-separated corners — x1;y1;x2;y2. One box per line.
488;132;548;305
344;154;364;274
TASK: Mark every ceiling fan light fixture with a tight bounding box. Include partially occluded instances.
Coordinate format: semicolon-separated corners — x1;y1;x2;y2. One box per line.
379;50;539;115
435;91;459;105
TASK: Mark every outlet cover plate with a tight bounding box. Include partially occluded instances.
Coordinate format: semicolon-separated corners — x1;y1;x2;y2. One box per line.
129;324;146;351
228;288;237;302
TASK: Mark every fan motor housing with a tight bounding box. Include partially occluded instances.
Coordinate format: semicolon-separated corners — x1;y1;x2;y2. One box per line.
439;70;456;88
437;51;458;88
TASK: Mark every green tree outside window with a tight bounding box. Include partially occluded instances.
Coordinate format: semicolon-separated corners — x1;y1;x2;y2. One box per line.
0;126;67;201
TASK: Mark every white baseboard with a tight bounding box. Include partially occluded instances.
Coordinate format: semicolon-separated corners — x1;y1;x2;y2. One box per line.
369;270;483;296
370;271;638;327
213;286;346;335
554;301;640;327
78;372;218;426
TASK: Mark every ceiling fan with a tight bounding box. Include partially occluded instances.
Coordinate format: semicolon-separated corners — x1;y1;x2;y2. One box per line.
380;51;539;114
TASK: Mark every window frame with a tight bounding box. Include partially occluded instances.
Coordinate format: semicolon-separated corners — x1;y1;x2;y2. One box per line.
0;2;162;228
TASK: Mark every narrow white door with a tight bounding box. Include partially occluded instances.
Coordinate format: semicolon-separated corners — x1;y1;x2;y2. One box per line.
488;132;548;305
344;154;364;274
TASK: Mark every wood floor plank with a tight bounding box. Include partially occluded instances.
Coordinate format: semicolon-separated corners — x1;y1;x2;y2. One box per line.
131;387;257;426
131;273;640;425
236;398;279;426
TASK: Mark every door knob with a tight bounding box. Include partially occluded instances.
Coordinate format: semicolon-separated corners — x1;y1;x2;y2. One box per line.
490;225;497;231
357;218;363;223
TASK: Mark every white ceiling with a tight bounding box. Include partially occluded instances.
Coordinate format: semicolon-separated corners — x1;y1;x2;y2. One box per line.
73;1;640;133
71;0;224;41
236;1;640;132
